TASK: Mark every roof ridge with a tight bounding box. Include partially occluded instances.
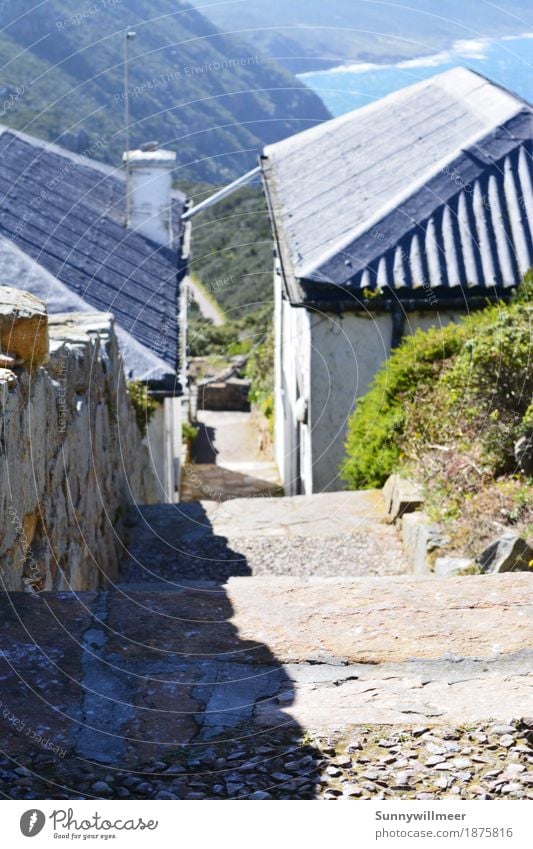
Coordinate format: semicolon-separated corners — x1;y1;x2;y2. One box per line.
264;67;530;162
0;124;123;179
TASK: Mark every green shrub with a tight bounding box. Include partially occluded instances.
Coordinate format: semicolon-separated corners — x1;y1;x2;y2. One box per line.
127;381;158;437
342;275;533;490
341;322;465;488
246;323;274;424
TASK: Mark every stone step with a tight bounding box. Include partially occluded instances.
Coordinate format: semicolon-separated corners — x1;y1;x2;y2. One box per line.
121;491;407;581
1;574;531;765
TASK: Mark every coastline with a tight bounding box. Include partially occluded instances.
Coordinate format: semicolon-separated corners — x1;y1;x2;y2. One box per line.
298;31;533;79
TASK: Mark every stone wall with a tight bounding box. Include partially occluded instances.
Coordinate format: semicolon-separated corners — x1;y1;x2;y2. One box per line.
197;377;250;411
0;288;159;591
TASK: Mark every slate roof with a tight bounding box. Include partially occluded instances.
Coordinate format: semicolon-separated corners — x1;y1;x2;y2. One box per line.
0;126;187;388
0;235;175;383
262;68;533;306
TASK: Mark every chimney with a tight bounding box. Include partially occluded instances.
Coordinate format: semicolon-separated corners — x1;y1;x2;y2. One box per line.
123;143;176;247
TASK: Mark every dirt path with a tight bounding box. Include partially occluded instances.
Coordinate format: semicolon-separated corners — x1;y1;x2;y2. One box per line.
187;277;225;326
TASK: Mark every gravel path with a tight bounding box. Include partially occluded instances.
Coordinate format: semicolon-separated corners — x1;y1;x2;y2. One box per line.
4;721;532;800
121;531;406;582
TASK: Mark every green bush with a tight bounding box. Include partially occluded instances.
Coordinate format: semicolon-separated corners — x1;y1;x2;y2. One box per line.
246;323;274;424
127;381;158;437
342;276;533;490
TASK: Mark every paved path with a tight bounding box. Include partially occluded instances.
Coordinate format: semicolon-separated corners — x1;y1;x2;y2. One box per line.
183;410;281;501
120;491;407;580
1;575;531;766
1;483;532;799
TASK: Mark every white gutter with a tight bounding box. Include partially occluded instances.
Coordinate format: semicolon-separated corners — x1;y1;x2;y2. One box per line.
181;166;261;221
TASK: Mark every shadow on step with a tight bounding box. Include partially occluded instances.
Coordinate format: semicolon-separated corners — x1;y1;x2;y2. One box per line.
190;421;218;464
0;503;320;800
121;503;254;583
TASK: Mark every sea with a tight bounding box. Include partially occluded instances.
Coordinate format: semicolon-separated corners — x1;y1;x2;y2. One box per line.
299;32;533;116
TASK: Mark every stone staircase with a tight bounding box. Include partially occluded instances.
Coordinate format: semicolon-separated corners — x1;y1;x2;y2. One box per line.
1;489;532;799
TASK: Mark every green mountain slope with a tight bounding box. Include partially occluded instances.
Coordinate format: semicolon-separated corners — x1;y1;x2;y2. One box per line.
0;0;329;181
185;181;272;317
188;0;533;72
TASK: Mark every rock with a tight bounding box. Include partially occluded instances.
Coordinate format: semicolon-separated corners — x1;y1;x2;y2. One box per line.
342;785;362;797
503;764;525;779
452;757;472;769
501;783;523;794
425;756;445;766
392;772;412;788
362;770;381;781
499;736;515;749
326;766;342;777
477;533;533;573
91;781;112;796
248;790;272;800
0;367;17;388
491;724;516;736
0;287;48;367
383;474;424;522
136;782;155;795
514;435;533;476
402;511;449;575
435;557;475;577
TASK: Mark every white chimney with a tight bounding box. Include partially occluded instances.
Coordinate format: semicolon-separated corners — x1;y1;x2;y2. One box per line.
123;145;176;246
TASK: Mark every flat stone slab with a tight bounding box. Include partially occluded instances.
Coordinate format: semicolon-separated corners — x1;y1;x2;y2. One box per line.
204;490;389;537
0;574;531;765
120;495;407;581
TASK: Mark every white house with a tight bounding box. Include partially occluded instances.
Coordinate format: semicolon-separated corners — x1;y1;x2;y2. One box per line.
260;67;533;494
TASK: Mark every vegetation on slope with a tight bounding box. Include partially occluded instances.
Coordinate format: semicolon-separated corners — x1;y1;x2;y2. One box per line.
342;278;533;553
186;182;273;317
0;0;329;182
188;0;533;73
184;178;274;421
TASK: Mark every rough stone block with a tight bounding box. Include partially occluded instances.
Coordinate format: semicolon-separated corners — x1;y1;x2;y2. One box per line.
402;511;450;575
383;474;424;522
0;287;48;367
435;556;475;577
477;533;533;573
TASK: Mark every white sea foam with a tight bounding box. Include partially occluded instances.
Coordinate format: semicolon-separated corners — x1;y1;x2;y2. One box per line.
299;31;533;79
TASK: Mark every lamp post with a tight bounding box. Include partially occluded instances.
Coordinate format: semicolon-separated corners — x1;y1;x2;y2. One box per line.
124;29;136;226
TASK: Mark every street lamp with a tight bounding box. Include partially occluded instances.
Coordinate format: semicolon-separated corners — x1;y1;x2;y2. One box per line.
124;29;136;226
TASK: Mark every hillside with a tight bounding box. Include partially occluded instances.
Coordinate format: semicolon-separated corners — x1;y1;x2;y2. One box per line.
186;181;272;317
0;0;329;182
342;279;533;557
188;0;533;72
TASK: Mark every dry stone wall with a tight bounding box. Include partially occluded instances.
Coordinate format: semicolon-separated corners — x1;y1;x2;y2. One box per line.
0;288;160;591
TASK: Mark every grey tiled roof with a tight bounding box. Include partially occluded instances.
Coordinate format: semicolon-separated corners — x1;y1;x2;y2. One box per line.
262;68;533;304
0;127;186;386
0;235;174;383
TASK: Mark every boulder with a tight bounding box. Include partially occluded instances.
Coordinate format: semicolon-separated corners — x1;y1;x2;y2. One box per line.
477;533;533;573
0;287;48;367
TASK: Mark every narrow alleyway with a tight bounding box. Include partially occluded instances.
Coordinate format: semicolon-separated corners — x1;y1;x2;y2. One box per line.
181;409;281;501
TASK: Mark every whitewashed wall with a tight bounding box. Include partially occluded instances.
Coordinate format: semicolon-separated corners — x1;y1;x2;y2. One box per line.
276;301;463;494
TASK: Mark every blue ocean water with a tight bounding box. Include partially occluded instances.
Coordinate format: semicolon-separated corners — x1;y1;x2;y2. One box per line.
299;33;533;116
